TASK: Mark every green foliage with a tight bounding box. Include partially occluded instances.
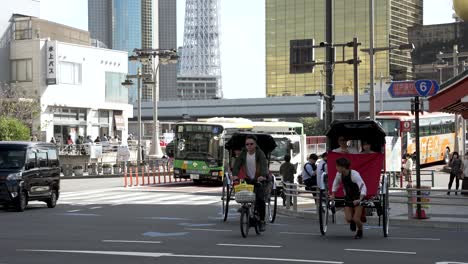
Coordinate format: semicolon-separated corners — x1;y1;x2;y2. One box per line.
300;117;326;136
0;82;40;128
0;117;30;141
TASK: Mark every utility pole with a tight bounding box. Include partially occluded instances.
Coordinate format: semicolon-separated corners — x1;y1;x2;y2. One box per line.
325;0;334;128
369;0;376;120
352;36;360;120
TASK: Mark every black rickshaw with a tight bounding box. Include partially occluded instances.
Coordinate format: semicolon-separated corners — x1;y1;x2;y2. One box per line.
317;120;390;237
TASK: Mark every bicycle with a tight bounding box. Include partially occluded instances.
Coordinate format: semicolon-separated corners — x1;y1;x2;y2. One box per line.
234;181;263;238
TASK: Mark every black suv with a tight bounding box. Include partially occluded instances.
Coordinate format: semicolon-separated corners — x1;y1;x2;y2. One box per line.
0;142;60;212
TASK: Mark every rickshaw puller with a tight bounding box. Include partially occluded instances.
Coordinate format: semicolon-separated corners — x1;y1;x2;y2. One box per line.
331;157;367;239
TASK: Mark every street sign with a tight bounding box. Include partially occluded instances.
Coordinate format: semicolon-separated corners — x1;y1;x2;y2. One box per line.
388;80;439;98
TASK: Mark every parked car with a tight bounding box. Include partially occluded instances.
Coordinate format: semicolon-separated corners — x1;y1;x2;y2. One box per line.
0;142;60;212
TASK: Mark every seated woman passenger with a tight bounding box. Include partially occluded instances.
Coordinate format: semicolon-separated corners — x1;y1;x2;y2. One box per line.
331;157;367;239
360;140;375;154
333;136;358;154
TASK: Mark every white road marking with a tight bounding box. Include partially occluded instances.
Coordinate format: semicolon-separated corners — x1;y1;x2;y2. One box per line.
89;206;102;210
66;209;81;213
280;232;320;236
102;240;161;244
345;248;416;255
217;243;282;248
388;237;440;241
18;249;343;263
185;228;232;232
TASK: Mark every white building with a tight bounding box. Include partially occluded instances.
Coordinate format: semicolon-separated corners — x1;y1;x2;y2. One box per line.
3;15;133;144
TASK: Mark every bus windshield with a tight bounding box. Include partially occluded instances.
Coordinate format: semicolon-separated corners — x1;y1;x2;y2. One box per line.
0;148;26;170
271;138;289;161
175;124;223;161
377;119;400;137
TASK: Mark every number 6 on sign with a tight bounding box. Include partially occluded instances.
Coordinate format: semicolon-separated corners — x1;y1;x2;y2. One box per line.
415;80;434;97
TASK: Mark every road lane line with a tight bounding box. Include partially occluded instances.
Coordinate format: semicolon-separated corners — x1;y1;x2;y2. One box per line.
345;249;416;255
66;209;81;213
102;240;161;244
388;237;440;241
280;232;321;236
18;249;343;263
185;228;232;232
89;206;102;210
217;243;282;248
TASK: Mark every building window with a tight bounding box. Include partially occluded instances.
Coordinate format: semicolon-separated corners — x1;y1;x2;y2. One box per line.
53;108;87;121
14;20;32;40
105;72;128;103
58;62;81;85
290;39;314;74
11;59;33;82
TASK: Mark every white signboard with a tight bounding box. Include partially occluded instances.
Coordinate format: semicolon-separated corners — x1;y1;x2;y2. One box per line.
385;136;402;172
46;40;57;85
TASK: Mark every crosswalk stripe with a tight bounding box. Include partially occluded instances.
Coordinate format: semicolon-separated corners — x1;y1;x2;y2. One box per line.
56;189;221;206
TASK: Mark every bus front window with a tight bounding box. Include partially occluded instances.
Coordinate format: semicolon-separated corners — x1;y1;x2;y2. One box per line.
271;138;289;161
377;119;400;137
175;125;223;162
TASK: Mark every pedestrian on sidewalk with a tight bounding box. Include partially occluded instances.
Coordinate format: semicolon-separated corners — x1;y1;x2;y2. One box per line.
403;153;413;183
279;154;296;206
461;152;468;196
448;152;462;195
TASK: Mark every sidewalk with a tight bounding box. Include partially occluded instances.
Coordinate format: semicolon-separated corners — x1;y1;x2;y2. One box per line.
278;166;468;229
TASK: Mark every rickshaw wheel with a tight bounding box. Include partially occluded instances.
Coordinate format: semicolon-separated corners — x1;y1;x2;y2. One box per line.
267;189;278;223
318;189;329;235
240;209;250;238
382;175;390;237
223;186;231;222
221;177;227;219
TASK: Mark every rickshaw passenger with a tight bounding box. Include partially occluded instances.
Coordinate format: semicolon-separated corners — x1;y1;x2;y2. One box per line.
360;140;375;154
333;136;358;154
232;135;269;232
331;157;367;239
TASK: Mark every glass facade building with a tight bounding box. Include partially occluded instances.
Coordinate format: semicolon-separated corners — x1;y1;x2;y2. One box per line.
113;0;142;103
265;0;423;97
88;0;177;103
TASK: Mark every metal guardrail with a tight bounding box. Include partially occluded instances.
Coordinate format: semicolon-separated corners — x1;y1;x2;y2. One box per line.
387;170;435;188
281;181;468;220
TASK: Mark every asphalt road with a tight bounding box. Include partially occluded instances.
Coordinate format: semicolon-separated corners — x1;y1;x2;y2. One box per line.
1;182;468;264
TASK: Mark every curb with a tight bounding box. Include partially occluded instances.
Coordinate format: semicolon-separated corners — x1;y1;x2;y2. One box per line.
277;207;468;230
61;174;123;179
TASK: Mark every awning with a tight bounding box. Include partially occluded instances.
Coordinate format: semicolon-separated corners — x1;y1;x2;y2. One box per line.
429;69;468;119
114;115;125;130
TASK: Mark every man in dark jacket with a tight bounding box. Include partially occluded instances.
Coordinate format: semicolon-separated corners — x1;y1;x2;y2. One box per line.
232;135;269;231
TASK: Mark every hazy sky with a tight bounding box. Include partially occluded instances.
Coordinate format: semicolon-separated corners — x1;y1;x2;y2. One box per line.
40;0;455;99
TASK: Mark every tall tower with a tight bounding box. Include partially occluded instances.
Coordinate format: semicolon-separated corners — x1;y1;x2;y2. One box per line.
178;0;222;100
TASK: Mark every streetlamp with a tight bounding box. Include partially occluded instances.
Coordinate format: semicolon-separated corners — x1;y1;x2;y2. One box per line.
129;49;178;159
121;68;142;165
362;43;415;119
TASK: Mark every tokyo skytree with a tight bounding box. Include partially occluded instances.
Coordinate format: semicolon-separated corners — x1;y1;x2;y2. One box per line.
178;0;222;99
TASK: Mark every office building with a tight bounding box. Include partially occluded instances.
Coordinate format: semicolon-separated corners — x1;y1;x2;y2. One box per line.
265;0;423;97
0;15;132;143
409;21;468;83
87;0;177;102
178;0;222;100
88;0;112;48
